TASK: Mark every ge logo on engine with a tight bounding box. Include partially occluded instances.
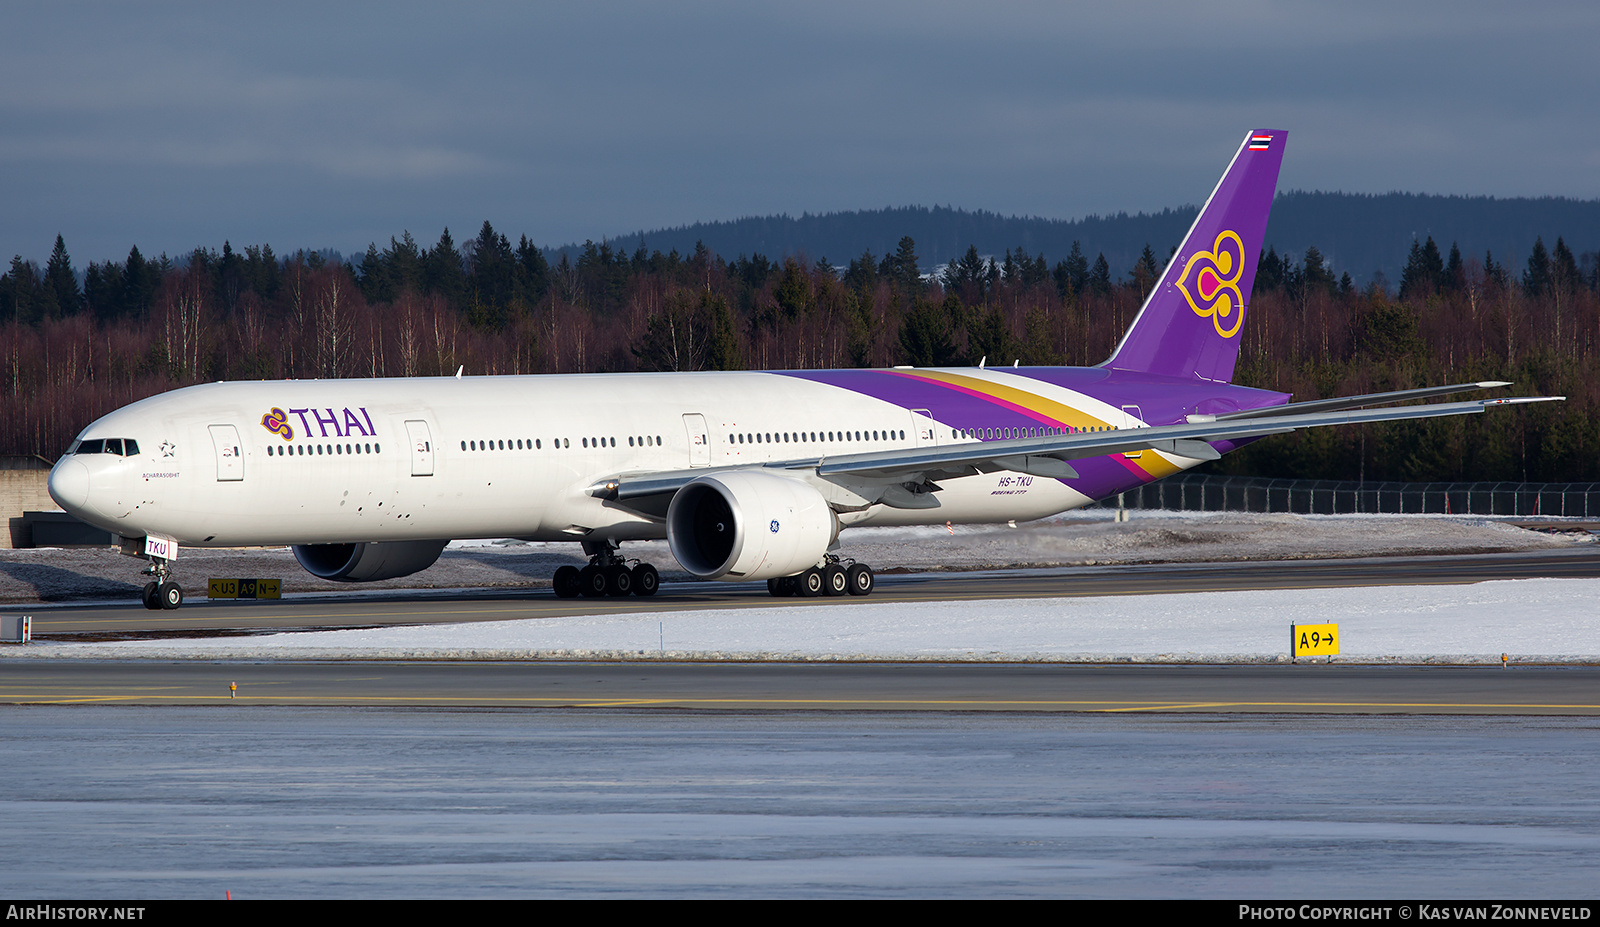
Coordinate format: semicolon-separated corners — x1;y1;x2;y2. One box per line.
770;520;780;533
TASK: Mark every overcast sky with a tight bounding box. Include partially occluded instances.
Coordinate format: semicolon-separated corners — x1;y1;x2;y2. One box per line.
4;1;1598;264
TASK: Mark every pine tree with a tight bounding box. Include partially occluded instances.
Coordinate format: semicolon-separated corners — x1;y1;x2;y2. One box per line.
515;235;550;305
944;245;989;302
1444;242;1464;293
1483;250;1507;290
1421;237;1444;289
880;236;921;294
468;220;515;328
1551;237;1580;292
44;235;81;317
217;240;244;314
1302;246;1335;296
382;233;423;296
359;243;389;303
897;295;961;366
1131;243;1160;299
966;303;1019;366
1255;247;1284;294
844;249;878;294
242;244;279;302
1399;238;1441;300
425;228;465;309
3;256;44;326
1522;237;1551;297
1054;241;1089;299
1020;306;1063;365
773;258;815;319
1089;253;1112;296
124;246;161;318
702;291;742;370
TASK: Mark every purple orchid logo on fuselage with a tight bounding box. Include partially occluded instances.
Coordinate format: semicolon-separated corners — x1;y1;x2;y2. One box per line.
261;408;294;441
1175;230;1246;338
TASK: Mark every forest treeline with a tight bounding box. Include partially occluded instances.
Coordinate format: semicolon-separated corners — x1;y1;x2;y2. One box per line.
5;222;1600;486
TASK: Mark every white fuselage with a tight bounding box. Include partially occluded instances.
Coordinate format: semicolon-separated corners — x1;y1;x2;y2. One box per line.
52;368;1175;550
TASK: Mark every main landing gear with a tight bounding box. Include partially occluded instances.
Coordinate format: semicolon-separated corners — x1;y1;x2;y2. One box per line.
140;558;183;610
552;540;660;599
767;557;874;598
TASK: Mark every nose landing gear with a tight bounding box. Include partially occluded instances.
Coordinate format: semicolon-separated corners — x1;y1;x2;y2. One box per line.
140;559;183;610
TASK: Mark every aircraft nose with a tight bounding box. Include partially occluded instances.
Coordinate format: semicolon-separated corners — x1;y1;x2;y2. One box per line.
48;457;91;513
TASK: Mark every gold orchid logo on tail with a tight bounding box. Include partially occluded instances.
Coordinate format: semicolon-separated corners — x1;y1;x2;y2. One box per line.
1175;230;1246;338
261;407;294;441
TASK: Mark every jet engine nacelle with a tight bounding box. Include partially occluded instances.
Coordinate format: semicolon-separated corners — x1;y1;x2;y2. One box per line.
666;471;837;581
292;539;450;582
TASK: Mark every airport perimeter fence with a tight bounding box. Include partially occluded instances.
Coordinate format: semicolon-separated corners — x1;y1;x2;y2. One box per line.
1095;473;1600;517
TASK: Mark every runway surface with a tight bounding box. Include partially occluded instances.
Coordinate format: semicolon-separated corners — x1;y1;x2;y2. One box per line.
22;547;1600;639
3;708;1597;898
5;661;1599;715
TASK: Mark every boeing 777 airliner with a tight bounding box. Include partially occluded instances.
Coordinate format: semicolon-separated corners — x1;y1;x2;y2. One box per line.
47;130;1559;608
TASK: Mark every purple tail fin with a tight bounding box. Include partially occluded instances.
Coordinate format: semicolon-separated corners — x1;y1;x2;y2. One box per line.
1102;129;1286;382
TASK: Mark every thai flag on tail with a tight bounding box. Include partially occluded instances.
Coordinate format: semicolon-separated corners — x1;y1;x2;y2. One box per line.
1248;134;1273;150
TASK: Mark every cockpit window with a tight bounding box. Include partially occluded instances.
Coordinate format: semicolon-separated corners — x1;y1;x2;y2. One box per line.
74;438;139;457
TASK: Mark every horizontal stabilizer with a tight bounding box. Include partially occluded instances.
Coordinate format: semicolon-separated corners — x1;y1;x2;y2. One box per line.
1217;381;1513;421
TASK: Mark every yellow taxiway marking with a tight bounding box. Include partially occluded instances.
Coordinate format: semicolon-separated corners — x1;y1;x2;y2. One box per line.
6;693;1599;712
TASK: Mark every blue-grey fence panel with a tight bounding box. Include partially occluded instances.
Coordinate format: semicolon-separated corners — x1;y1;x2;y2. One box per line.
1092;473;1600;516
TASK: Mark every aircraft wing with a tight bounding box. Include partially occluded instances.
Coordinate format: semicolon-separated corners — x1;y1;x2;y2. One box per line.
589;387;1561;514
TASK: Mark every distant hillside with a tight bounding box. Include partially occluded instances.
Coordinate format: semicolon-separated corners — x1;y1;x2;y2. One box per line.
559;192;1600;286
1264;192;1600;285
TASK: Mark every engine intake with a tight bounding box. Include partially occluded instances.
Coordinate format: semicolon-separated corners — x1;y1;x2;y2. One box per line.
667;471;836;581
292;539;450;582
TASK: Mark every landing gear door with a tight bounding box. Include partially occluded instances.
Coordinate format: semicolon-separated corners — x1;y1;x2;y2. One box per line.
405;420;435;476
208;424;243;481
1121;405;1145;458
910;408;939;448
683;413;710;468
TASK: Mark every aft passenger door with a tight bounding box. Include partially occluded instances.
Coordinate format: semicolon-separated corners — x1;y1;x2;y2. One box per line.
910;408;939;448
1121;404;1145;458
208;424;243;481
405;420;435;476
683;413;710;467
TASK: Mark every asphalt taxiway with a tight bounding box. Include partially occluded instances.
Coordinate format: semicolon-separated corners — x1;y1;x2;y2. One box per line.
5;660;1599;714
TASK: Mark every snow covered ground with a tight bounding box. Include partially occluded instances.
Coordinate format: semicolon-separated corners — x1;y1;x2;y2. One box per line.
8;575;1598;664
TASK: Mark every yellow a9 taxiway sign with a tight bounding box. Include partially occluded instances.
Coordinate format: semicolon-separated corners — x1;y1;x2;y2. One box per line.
1292;622;1339;658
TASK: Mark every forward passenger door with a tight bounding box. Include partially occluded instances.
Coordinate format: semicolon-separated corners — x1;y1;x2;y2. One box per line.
208;424;243;481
